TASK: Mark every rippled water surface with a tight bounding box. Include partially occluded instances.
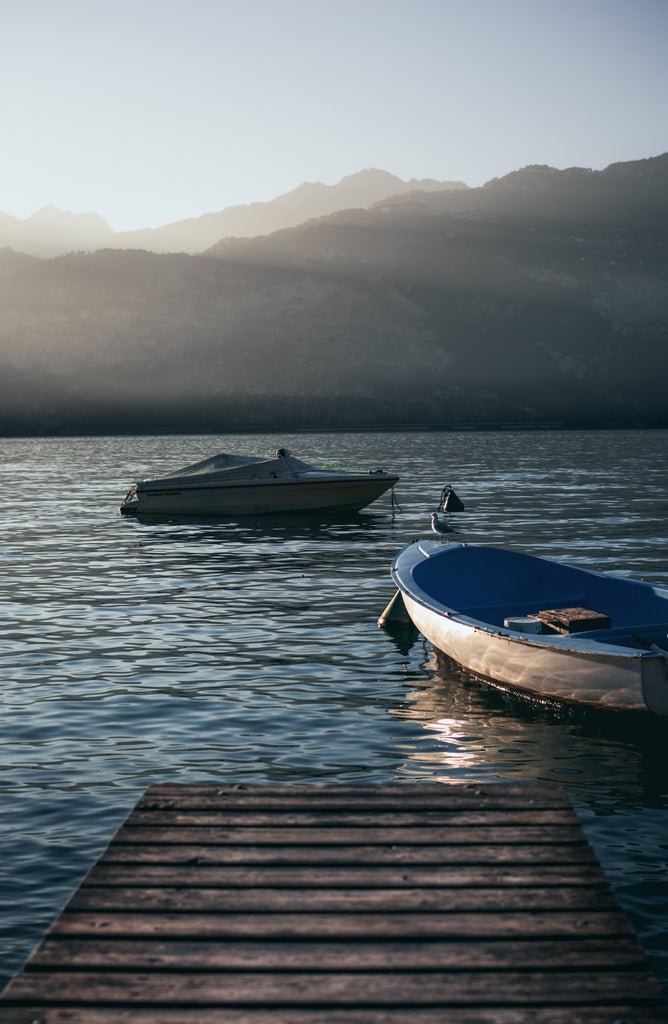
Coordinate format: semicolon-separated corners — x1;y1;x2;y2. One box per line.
1;429;667;991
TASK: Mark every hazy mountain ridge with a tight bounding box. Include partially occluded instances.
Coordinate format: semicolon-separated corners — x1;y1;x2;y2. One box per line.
0;170;468;258
0;207;114;259
110;170;467;254
0;155;666;433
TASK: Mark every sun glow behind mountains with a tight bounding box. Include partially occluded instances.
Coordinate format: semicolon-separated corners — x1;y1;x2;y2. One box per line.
1;0;666;230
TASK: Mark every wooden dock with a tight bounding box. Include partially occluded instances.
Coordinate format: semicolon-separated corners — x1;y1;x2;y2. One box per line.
1;781;666;1023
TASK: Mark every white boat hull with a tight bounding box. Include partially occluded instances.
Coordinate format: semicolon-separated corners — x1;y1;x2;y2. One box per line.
124;475;396;516
402;592;666;713
391;541;668;715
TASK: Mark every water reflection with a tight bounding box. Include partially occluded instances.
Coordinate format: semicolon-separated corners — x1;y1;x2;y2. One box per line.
391;648;668;987
1;428;667;995
124;508;387;536
393;651;668;804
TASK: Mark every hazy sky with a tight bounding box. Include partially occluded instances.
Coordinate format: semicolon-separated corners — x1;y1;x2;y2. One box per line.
1;0;666;230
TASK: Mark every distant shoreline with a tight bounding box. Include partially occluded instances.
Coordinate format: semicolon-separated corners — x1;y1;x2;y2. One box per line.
1;421;666;440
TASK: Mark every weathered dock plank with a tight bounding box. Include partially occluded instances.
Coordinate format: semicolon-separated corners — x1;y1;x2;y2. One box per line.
29;936;649;970
85;862;608;886
0;1011;666;1024
1;781;665;1023
2;967;659;1004
99;841;599;864
46;908;637;939
135;782;571;808
114;823;588;844
127;809;579;826
65;882;619;912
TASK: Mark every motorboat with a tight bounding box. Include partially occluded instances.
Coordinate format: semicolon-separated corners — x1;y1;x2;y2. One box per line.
388;540;668;715
120;447;399;516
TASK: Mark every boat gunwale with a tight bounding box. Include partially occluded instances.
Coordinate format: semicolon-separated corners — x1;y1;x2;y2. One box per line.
137;472;400;494
391;541;668;661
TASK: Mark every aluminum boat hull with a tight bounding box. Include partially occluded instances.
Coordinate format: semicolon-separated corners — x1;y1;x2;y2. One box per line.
391;541;668;714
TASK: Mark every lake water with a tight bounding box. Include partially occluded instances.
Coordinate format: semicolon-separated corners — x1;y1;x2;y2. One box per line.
1;428;667;995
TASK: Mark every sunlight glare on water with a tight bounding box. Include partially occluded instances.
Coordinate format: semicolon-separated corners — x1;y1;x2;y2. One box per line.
0;428;667;992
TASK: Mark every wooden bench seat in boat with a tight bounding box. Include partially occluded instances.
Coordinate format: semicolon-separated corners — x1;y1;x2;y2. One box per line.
530;608;613;634
458;597;588;627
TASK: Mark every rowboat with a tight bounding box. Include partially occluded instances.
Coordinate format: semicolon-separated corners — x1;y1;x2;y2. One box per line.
120;448;398;517
389;540;668;715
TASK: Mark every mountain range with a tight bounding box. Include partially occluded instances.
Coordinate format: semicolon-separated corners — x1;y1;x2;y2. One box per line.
0;170;467;257
0;155;666;434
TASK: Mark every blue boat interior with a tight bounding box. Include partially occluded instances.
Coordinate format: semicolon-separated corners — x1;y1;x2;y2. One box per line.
400;542;668;652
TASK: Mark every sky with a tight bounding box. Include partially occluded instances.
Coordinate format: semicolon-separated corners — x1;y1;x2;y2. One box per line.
1;0;666;231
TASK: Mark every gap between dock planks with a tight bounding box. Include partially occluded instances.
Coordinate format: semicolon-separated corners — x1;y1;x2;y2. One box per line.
0;781;666;1024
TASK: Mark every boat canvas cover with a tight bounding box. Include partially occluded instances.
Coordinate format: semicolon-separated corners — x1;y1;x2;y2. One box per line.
140;452;326;490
